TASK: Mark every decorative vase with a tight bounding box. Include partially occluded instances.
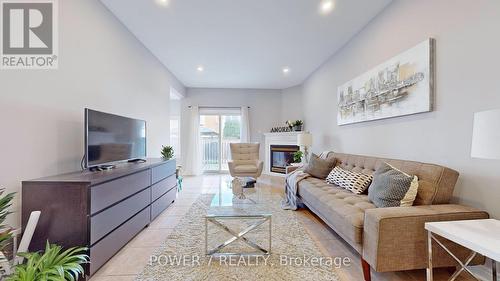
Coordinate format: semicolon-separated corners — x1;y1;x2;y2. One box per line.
232;178;245;199
293;125;302;131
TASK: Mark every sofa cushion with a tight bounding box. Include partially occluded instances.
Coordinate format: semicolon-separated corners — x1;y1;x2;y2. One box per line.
298;177;376;245
326;166;373;194
368;163;419;208
234;164;258;173
303;153;336;179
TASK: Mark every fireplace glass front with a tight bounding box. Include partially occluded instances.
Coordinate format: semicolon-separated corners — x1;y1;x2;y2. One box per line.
270;145;300;174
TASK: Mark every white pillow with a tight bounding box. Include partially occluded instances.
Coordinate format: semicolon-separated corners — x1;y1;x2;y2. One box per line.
326;166;373;194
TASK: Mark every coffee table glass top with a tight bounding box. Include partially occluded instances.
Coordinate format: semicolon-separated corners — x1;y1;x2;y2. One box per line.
207;177;277;219
209;177;264;207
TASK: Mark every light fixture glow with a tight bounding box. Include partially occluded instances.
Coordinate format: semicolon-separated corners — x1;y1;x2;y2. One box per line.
319;0;335;14
197;66;204;72
155;0;169;7
282;67;290;74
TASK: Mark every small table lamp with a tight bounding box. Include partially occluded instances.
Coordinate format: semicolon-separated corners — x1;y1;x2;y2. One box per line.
471;109;500;159
297;132;313;163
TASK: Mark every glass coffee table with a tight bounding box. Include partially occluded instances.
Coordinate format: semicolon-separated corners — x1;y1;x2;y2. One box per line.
205;210;271;257
205;178;272;256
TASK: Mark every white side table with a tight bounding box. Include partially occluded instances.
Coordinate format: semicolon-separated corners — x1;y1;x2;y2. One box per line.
425;219;500;281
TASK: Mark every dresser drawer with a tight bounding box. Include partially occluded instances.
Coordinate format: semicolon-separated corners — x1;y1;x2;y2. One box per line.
90;188;150;245
151;175;176;202
91;170;151;214
151;160;176;184
90;206;150;275
151;187;176;219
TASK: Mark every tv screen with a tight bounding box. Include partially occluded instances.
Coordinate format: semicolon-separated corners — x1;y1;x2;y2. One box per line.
85;109;146;168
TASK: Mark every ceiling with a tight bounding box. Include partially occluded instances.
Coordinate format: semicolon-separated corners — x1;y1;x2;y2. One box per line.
100;0;392;89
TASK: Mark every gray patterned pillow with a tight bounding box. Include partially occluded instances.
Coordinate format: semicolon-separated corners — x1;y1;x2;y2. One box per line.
325;166;373;194
368;163;418;208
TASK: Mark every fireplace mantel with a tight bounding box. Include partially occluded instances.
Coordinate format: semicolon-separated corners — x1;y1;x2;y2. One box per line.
263;132;302;177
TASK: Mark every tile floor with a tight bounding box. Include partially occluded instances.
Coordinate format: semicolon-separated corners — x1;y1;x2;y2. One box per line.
90;174;487;281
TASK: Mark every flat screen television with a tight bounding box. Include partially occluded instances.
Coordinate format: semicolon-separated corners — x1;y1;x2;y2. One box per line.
85;109;146;168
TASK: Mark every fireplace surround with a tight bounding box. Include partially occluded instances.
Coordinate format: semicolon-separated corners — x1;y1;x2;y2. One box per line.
263;132;302;177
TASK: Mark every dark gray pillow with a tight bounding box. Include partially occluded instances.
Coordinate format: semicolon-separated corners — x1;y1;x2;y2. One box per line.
368;163;414;208
303;154;336;179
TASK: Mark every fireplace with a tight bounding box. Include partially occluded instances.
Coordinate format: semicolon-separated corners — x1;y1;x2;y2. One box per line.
270;145;300;174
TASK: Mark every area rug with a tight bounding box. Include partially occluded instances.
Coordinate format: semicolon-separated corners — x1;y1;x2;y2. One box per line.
136;193;341;281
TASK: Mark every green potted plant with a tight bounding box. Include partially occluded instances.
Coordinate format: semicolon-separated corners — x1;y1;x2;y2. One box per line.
161;145;174;160
0;190;15;252
292;151;303;164
6;241;88;281
293;120;303;131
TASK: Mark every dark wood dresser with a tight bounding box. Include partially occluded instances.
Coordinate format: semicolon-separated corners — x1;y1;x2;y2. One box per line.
22;158;177;276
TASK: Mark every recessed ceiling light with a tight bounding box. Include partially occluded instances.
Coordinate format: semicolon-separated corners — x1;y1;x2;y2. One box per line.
319;0;335;14
282;67;290;74
155;0;169;7
197;66;204;72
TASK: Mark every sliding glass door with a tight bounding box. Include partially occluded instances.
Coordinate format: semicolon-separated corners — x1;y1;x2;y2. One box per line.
200;109;241;173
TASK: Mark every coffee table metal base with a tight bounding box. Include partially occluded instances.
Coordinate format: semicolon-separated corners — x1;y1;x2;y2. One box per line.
205;214;271;256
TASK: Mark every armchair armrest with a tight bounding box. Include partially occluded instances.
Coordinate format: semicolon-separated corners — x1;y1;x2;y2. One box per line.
363;204;489;272
256;160;263;177
228;161;236;175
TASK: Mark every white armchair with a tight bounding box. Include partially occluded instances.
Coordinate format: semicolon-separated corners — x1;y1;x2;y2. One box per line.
228;143;263;179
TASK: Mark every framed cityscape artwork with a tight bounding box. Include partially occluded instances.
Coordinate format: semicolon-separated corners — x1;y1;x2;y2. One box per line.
337;38;434;125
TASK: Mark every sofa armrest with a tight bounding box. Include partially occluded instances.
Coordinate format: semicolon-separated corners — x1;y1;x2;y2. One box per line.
363;204;489;272
285;165;300;174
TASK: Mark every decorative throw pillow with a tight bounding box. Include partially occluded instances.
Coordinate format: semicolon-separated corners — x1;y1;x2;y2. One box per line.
368;163;419;208
303;153;336;179
325;166;373;194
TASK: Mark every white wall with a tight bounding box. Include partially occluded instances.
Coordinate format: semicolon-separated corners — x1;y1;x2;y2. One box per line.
181;88;283;164
301;0;500;218
281;85;304;124
0;0;185;227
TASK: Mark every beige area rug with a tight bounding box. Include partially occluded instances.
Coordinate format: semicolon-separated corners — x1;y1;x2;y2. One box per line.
136;193;341;281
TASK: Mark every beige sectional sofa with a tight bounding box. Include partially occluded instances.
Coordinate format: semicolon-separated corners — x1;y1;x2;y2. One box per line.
291;152;489;281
